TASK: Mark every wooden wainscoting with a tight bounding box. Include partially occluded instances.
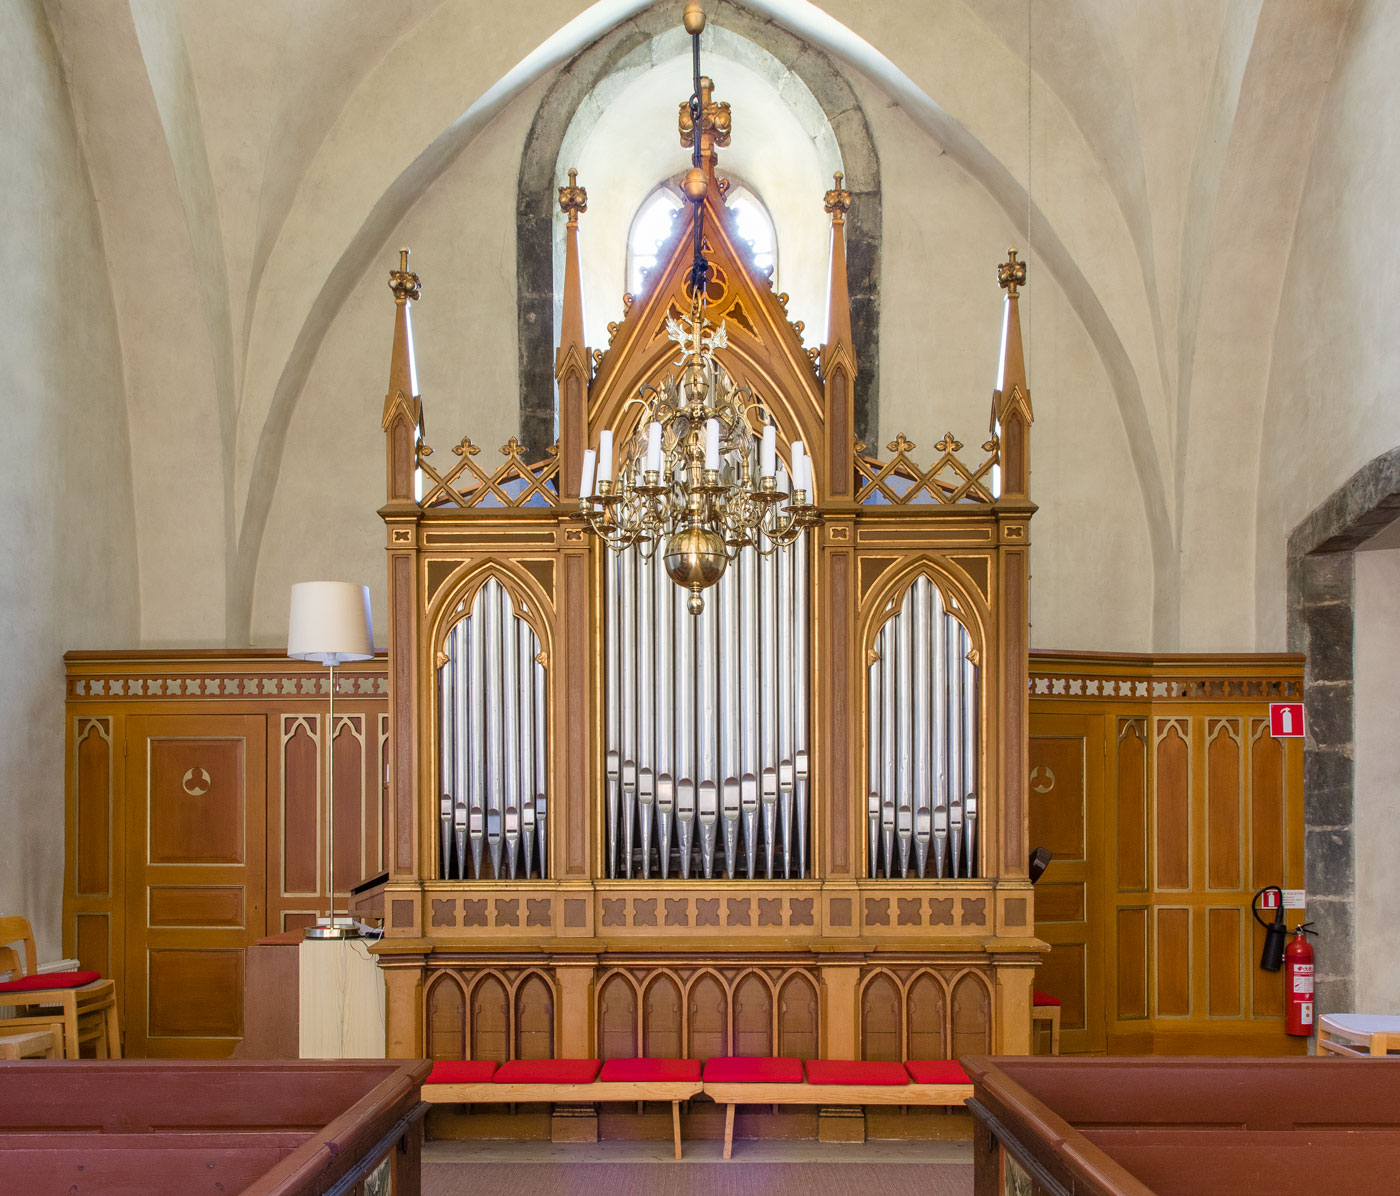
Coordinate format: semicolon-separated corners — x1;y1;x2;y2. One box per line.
64;652;389;1058
1028;652;1306;1056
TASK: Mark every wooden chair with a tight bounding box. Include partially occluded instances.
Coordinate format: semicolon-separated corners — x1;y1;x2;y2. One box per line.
0;917;121;1059
1031;990;1061;1055
0;1020;64;1059
1317;1013;1400;1057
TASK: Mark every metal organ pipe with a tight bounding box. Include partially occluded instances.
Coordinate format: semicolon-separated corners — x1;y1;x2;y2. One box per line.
435;580;548;882
867;576;980;879
603;535;809;879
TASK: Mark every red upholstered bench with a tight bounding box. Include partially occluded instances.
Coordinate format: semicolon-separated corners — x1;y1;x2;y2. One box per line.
420;1058;703;1158
702;1057;973;1159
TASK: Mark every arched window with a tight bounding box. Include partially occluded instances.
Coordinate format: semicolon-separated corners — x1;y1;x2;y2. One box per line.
625;178;778;298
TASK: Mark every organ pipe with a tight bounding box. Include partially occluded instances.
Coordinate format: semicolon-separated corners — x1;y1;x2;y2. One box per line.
435;578;549;881
603;537;810;879
867;577;980;879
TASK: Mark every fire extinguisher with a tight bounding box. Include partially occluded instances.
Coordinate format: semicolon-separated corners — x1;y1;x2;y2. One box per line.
1284;922;1318;1037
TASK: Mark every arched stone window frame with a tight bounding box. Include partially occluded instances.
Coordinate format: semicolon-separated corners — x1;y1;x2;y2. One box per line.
514;0;880;455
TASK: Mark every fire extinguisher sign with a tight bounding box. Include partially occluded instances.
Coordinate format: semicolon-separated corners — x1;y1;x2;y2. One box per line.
1269;703;1305;738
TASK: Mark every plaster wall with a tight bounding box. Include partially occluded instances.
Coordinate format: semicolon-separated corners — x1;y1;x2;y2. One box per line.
1354;542;1400;1013
1259;0;1400;648
1;0;138;960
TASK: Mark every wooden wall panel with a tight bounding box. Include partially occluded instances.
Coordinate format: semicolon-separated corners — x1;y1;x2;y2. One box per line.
74;912;110;981
778;974;819;1060
687;974;727;1060
733;973;773;1058
515;974;554;1060
74;719;112;897
1155;908;1191;1017
332;716;367;891
950;973;993;1058
1116;907;1149;1020
860;973;901;1061
1154;722;1190;891
1028;737;1086;861
597;973;637;1059
471;976;510;1063
642;975;682;1060
426;976;466;1060
1206;721;1242;891
906;974;947;1060
1037;942;1086;1031
1207;907;1243;1017
1250;722;1285;890
1116;720;1148;892
281;718;319;896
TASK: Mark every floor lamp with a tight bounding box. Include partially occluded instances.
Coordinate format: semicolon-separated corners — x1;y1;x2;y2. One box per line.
288;581;375;941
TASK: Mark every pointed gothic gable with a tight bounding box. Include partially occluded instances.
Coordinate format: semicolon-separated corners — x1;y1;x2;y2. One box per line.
585;181;826;475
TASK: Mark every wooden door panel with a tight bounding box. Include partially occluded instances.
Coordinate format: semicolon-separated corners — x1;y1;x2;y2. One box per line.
125;715;266;1058
148;738;246;864
1029;713;1105;1054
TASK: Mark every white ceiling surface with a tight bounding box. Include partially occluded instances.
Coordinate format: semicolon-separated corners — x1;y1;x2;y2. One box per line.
41;0;1358;650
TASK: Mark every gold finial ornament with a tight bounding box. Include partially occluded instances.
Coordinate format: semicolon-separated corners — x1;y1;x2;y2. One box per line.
678;77;731;160
824;171;852;222
558;168;588;223
681;166;708;202
389;247;421;303
998;247;1027;296
682;0;706;35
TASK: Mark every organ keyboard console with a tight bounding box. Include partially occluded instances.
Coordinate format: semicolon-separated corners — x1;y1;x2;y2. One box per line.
373;79;1043;1078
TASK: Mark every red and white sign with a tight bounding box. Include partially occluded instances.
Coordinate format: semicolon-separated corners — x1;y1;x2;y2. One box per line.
1258;889;1280;910
1270;703;1305;738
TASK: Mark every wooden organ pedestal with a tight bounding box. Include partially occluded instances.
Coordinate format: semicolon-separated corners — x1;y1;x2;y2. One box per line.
372;125;1045;1090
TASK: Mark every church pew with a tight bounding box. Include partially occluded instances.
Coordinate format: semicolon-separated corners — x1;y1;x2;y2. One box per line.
0;1058;430;1196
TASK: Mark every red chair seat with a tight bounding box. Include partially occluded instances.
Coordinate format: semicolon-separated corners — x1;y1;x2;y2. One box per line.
1032;991;1061;1007
703;1056;804;1083
494;1058;600;1084
0;970;102;994
904;1059;971;1085
425;1060;498;1084
805;1059;908;1086
599;1058;701;1083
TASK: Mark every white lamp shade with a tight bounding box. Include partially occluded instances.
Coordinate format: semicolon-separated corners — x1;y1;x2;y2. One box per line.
287;582;374;665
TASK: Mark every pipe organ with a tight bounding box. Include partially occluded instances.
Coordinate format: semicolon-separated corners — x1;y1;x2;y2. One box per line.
372;77;1044;1111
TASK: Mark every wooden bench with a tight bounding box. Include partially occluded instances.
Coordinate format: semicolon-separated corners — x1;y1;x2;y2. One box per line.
422;1057;704;1158
0;1024;62;1059
702;1057;973;1159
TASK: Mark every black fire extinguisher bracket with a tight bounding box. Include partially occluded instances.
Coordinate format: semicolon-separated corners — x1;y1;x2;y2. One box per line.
1252;886;1288;972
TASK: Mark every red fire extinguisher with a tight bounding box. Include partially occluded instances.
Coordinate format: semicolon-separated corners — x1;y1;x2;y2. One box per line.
1284;922;1317;1036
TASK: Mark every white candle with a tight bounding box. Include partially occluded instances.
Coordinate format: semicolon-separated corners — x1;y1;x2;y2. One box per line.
805;450;817;504
791;440;807;493
776;460;789;497
705;418;720;471
597;430;613;483
760;425;776;478
646;421;663;474
580;448;596;498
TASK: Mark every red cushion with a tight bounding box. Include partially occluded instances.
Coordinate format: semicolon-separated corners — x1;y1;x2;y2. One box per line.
0;970;102;994
494;1058;600;1084
905;1059;971;1085
425;1060;498;1084
805;1059;909;1086
703;1056;804;1083
599;1058;701;1083
1032;990;1061;1007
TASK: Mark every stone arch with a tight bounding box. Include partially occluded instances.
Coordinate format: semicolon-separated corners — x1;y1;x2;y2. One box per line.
515;0;880;456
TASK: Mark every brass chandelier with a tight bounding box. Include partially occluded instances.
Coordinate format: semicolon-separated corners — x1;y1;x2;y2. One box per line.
576;1;819;615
